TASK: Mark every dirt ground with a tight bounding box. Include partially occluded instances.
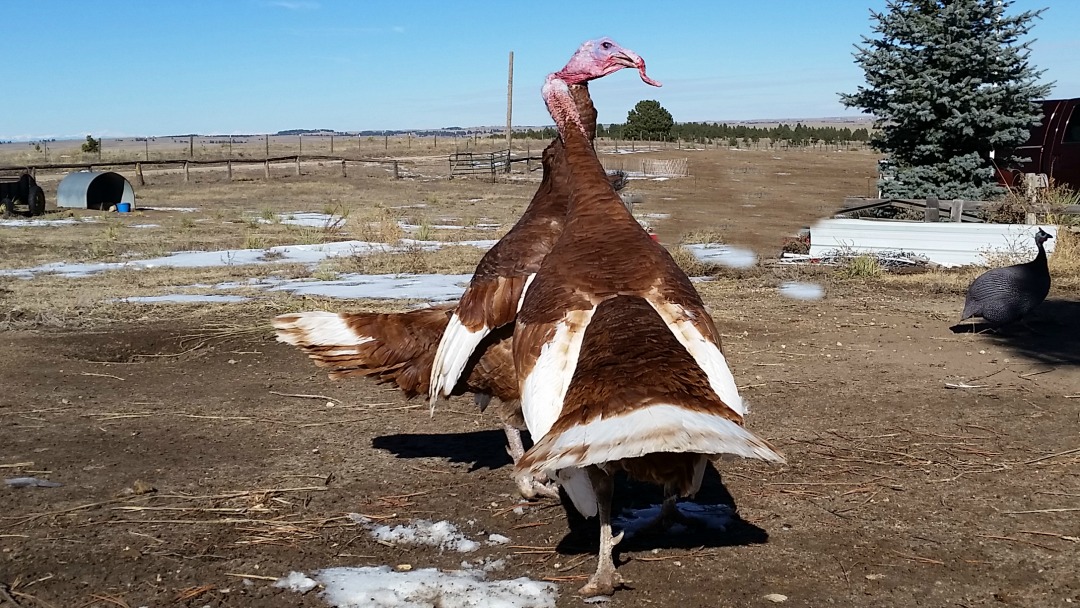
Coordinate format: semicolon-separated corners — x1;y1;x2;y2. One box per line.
2;282;1078;607
2;145;1078;607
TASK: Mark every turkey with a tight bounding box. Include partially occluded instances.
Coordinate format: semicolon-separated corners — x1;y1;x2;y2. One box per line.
960;227;1053;327
512;38;784;597
275;78;624;500
428;42;640;409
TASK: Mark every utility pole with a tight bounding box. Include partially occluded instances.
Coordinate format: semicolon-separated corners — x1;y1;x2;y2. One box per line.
505;51;514;153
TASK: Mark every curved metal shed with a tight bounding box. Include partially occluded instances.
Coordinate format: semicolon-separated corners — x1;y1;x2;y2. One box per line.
57;171;135;210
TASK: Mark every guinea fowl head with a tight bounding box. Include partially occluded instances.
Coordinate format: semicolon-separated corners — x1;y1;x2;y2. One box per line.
1035;228;1053;246
545;38;660;138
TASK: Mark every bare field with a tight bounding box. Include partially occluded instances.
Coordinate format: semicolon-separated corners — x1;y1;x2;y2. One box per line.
2;145;1079;608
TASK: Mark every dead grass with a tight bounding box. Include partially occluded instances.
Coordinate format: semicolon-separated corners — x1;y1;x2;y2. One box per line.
4;144;1075;336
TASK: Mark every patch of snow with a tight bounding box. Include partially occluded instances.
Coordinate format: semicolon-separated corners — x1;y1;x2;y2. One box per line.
279;566;557;608
1;239;497;279
129;223;160;228
0;218;92;227
275;571;319;594
778;281;825;301
118;294;250;304
259;212;345;227
266;273;470;301
219;273;471;301
370;519;480;553
651;177;670;181
615;502;735;538
399;222;467;231
640;213;671;219
391;203;428;209
685;243;757;269
141;206;199;212
486;534;511;545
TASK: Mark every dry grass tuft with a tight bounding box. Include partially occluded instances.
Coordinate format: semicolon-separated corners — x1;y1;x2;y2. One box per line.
667;245;717;277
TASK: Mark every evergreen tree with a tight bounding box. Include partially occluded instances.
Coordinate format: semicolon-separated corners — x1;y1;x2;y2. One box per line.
624;100;674;140
840;0;1051;200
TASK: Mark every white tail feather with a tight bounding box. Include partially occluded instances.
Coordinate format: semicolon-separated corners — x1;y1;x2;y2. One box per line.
274;311;374;350
519;306;596;440
429;313;489;406
649;301;745;417
522;403;784;476
555;467;597;518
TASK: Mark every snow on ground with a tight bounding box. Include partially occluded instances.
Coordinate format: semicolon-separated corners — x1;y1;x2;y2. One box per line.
220;273;473;301
685;243;758;269
118;294;250;304
258;212;344;227
139;206;200;212
275;566;557;608
129;223;160;228
614;502;736;538
778;281;825;301
0;217;93;227
370;519;482;553
0;239;497;279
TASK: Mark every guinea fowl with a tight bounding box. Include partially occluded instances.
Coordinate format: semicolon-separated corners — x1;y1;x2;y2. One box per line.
275;81;621;500
512;39;784;597
428;40;639;411
960;228;1053;327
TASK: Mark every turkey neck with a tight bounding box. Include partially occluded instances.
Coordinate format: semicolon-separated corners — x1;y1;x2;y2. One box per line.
545;77;632;224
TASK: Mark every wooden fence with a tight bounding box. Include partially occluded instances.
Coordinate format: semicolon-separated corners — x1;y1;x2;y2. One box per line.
1;155;405;185
842;196;1080;223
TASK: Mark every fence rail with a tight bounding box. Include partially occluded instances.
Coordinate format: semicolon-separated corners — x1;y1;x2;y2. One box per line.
448;149;511;181
842;196;1080;223
0;155;406;184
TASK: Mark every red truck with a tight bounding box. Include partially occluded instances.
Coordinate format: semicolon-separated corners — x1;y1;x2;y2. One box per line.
998;97;1080;191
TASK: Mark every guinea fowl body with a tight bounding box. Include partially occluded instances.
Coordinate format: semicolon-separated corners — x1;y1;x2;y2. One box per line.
961;228;1052;326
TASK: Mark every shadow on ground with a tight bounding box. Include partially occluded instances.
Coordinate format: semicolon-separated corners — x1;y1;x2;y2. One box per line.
949;298;1080;365
373;431;771;556
372;429;516;471
554;464;769;557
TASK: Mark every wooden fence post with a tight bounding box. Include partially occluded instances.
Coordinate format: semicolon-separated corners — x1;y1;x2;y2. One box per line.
340;159;347;178
264;160;270;179
227;160;233;181
924;196;939;222
393;160;400;179
135;163;145;186
184;161;190;183
295;156;301;176
950;199;964;222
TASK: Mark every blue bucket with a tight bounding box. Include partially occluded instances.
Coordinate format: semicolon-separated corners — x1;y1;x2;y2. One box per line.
116;202;132;213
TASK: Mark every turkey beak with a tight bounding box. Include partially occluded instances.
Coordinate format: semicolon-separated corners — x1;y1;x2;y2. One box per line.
614;50;662;87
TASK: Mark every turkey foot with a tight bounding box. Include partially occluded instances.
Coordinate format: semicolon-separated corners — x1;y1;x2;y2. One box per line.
580;466;629;598
503;424;560;499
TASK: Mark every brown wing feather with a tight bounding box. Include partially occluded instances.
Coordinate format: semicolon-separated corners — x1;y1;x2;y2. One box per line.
549;296;739;435
275;307;519;404
454;84;597;332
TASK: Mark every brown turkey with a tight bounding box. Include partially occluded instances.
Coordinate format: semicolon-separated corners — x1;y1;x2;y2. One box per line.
512;38;784;597
275;76;625;499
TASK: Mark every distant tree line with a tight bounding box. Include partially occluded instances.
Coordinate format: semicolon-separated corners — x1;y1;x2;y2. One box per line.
510;122;871;148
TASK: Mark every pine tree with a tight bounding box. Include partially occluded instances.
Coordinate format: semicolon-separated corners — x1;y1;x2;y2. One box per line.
623;100;674;141
840;0;1051;200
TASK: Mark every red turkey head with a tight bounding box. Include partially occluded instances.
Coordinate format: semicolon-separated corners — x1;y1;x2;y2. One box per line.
554;37;661;87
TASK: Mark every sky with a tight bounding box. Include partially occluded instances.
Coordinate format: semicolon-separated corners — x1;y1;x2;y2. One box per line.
3;1;1078;141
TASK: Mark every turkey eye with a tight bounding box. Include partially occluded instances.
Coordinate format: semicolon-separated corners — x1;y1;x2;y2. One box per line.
601;41;612;49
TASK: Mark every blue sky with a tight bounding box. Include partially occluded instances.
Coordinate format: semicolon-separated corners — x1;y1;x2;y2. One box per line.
4;1;1077;141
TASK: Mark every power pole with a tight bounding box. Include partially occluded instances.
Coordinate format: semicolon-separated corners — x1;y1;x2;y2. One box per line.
505;51;514;152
